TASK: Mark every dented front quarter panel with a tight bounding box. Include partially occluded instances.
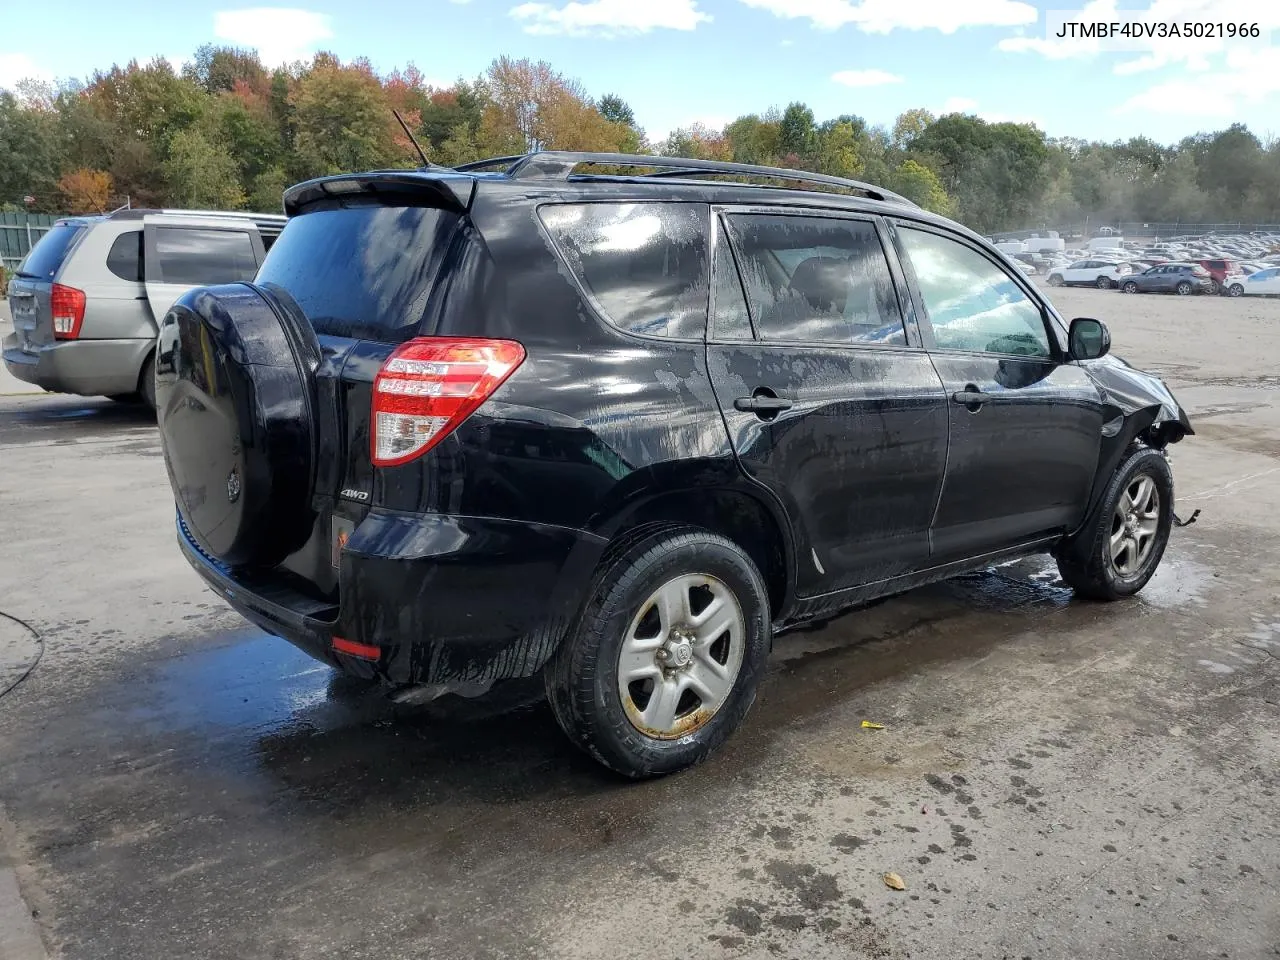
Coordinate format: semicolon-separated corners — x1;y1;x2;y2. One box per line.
1068;352;1194;539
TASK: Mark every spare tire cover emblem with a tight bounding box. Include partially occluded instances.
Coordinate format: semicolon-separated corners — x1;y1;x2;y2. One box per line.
227;468;241;503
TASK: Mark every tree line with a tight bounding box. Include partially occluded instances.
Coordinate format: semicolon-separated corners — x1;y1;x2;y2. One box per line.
2;46;1278;234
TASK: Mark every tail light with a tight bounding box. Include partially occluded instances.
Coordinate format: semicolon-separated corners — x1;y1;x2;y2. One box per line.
371;337;526;467
50;283;86;339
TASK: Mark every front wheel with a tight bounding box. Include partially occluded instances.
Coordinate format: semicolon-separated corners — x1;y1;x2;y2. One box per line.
1096;275;1112;289
1056;447;1174;601
546;528;771;778
1228;283;1244;298
1048;274;1064;287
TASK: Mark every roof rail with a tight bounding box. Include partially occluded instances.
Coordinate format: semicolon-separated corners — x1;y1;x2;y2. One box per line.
107;208;288;226
461;151;915;206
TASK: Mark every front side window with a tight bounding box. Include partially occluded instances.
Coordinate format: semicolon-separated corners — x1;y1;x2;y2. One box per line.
723;214;906;345
539;202;710;339
155;228;257;285
898;227;1051;359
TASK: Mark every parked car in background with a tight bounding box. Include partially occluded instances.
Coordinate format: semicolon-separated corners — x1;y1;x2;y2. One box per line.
1193;259;1238;293
3;209;285;409
1120;263;1214;296
1226;267;1280;297
1046;259;1135;289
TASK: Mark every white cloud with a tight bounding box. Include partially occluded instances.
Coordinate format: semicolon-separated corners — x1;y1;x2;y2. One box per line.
0;53;53;91
510;0;710;36
831;68;903;86
940;96;978;113
1116;45;1280;115
736;0;1036;33
213;8;335;65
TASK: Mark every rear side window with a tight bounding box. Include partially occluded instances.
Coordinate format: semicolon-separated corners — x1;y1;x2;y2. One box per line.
155;228;257;285
724;214;906;345
539;202;709;339
256;205;459;341
106;230;144;282
17;222;85;281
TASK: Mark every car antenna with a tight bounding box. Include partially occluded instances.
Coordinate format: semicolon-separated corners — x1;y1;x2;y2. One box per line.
393;109;432;169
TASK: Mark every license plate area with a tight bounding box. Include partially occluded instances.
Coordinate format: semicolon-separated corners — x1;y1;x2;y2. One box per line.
331;515;354;568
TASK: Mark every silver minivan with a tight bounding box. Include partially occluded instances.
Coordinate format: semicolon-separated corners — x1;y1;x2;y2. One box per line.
4;209;285;408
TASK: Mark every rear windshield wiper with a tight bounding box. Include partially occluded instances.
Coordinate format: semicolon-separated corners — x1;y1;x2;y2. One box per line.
14;271;42;279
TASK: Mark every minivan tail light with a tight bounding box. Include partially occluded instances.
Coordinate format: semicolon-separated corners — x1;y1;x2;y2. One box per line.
50;283;86;339
371;337;526;467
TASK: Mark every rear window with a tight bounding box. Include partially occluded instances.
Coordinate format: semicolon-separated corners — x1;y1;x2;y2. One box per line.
255;205;459;341
155;228;257;285
539;202;710;339
17;222;86;281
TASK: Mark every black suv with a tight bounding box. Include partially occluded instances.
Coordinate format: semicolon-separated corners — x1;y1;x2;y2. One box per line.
155;152;1193;778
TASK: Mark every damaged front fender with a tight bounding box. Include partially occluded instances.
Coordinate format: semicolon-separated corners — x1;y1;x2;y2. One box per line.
1066;353;1194;543
1083;353;1194;448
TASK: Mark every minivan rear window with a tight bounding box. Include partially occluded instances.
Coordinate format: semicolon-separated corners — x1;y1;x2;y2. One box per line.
17;222;86;281
255;205;459;341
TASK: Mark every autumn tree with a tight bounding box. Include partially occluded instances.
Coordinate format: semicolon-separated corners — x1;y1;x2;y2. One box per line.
163;128;245;209
56;168;113;213
290;54;400;177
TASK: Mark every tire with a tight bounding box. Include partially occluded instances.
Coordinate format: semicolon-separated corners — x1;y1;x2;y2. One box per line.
1056;446;1174;601
138;352;157;412
546;527;771;778
1176;281;1192;296
1228;283;1244;298
1048;274;1064;287
1207;280;1220;295
1095;275;1112;289
1122;281;1139;294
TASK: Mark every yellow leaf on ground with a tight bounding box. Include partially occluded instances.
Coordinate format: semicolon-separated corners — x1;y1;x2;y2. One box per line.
883;872;906;891
861;720;885;730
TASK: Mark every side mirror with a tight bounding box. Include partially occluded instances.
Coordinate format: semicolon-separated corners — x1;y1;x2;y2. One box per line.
1068;317;1110;361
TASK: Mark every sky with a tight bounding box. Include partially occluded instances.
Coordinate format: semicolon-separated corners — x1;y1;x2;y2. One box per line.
2;0;1278;146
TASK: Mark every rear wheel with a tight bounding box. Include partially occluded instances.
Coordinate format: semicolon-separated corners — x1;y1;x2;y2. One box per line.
138;352;156;412
1056;447;1173;601
1207;280;1220;295
1122;281;1139;294
1176;281;1192;296
1095;275;1112;289
546;527;770;778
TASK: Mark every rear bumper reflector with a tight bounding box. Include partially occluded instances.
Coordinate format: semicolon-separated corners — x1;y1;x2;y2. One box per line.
333;637;381;660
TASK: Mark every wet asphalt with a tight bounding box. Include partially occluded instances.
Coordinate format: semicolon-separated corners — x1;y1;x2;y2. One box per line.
0;290;1278;959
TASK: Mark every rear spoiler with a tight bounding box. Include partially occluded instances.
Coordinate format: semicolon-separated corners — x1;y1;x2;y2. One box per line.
283;172;476;217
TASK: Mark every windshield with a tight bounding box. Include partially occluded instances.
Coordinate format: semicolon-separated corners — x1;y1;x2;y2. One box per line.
255;204;461;342
17;222;87;281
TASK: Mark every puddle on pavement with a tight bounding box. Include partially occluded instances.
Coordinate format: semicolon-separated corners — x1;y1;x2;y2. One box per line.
1137;556;1213;609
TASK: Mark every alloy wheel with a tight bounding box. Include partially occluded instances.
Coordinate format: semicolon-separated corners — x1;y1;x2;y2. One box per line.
617;574;745;740
1109;475;1160;578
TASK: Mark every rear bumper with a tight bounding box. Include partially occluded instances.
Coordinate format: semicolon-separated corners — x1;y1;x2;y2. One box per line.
2;334;151;396
178;510;608;686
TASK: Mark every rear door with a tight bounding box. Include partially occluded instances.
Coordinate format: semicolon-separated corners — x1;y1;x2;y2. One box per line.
890;221;1106;562
705;208;949;596
142;215;264;320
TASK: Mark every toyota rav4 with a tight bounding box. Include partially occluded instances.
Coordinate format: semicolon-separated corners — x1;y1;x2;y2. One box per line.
155;152;1193;778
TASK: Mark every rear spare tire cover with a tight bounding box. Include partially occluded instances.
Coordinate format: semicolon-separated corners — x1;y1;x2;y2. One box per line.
155;282;318;569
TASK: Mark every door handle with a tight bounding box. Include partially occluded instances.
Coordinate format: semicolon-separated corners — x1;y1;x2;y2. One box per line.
735;394;794;414
951;386;988;407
